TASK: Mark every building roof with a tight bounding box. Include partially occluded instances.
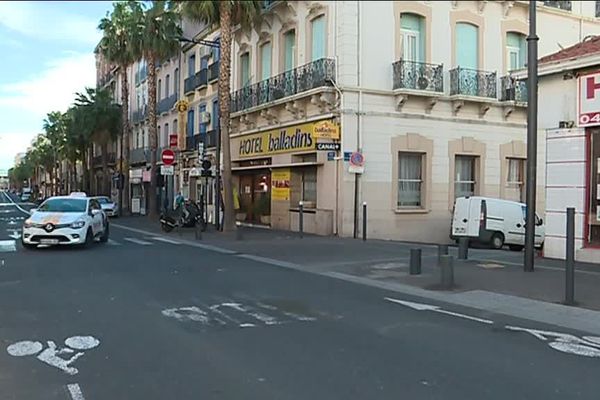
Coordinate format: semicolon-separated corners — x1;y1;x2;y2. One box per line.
540;35;600;64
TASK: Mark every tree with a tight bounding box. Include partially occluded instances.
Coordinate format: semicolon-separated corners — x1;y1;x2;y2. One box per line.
98;1;141;214
179;0;263;232
42;111;69;195
74;88;122;195
130;1;181;218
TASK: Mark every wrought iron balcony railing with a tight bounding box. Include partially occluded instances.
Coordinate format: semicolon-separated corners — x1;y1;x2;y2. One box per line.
392;59;443;92
230;58;335;113
543;1;572;11
184;69;208;94
158;94;178;114
208;61;219;82
500;75;527;103
132;106;148;124
130;147;150;164
449;67;497;98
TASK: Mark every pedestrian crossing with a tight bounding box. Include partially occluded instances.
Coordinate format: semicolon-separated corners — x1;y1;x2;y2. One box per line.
0;236;184;253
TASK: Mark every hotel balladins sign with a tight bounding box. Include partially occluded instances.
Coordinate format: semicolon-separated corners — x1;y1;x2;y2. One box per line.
578;71;600;127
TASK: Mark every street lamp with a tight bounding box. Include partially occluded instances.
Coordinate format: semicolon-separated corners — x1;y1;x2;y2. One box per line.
177;36;222;230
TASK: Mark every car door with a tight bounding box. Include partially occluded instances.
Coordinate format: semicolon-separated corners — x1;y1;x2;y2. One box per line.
89;200;104;235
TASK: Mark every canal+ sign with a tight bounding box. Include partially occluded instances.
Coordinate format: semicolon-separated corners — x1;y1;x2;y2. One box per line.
578;71;600;127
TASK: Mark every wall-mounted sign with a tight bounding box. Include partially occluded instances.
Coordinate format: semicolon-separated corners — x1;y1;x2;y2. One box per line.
316;142;341;151
142;170;151;182
578;71;600;127
169;134;178;147
271;169;291;201
313;120;340;140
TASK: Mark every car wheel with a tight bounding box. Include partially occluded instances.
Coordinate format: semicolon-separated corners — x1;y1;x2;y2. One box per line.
82;228;94;248
100;223;109;243
490;233;505;249
509;244;524;252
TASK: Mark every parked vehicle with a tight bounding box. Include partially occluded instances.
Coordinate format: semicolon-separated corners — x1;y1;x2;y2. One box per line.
450;196;545;250
160;200;205;233
92;196;118;217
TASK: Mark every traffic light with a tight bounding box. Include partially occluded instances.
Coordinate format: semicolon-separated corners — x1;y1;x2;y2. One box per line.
201;159;212;177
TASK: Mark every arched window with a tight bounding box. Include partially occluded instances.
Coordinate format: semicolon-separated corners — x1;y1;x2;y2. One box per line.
455;22;478;69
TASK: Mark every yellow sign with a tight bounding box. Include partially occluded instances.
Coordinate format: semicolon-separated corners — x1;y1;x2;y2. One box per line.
313;120;340;140
176;100;189;113
271;169;291;201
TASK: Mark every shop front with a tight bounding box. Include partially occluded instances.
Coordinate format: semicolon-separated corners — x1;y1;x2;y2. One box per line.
231;118;339;235
129;168;145;215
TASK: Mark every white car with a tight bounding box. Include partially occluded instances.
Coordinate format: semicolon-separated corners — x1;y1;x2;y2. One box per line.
92;196;118;217
21;196;109;249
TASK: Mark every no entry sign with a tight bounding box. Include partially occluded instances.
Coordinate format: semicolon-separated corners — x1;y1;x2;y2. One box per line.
161;149;175;165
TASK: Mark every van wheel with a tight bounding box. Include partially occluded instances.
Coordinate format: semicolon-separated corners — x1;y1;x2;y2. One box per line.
490;233;505;249
509;244;524;252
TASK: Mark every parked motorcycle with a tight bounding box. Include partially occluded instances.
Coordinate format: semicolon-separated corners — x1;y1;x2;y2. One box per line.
160;200;206;233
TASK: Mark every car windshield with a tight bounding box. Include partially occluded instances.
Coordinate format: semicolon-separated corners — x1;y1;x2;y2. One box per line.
38;198;87;213
96;197;111;204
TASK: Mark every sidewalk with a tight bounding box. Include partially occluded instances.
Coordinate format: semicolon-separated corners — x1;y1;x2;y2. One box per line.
113;216;600;312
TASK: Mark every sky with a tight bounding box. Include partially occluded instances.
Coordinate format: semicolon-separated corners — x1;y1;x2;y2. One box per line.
0;0;113;171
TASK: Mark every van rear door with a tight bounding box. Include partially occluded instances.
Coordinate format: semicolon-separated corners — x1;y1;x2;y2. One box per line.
452;197;478;238
468;198;482;237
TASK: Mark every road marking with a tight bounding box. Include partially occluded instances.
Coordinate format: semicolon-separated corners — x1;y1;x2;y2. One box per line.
506;325;600;358
107;239;121;246
149;236;181;245
67;383;85;400
162;306;209;323
123;237;153;245
7;341;43;356
8;230;20;240
0;240;16;252
385;297;493;325
0;192;31;215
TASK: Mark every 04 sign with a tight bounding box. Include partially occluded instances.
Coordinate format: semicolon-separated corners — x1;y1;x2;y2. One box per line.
578;71;600;127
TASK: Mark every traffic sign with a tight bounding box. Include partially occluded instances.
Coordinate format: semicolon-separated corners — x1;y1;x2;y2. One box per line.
161;149;175;165
160;165;174;175
348;151;365;174
316;142;341;151
169;134;178;147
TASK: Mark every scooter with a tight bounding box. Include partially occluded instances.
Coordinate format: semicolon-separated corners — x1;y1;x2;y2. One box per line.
160;201;205;232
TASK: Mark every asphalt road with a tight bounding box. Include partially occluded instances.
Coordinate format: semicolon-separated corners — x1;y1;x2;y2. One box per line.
0;191;32;251
0;192;599;399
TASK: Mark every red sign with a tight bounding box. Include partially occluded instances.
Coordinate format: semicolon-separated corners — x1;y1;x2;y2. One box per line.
169;134;178;147
578;71;600;127
161;149;175;165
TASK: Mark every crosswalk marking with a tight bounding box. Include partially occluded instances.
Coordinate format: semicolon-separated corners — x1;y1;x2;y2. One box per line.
148;236;181;245
0;240;16;252
123;237;153;245
107;239;122;246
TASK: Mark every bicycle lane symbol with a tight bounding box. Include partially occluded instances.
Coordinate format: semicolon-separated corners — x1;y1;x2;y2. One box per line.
505;326;600;357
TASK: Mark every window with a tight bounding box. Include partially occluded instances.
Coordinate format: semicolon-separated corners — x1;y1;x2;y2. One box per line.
596;1;600;18
240;52;250;87
212;99;219;130
174;68;179;95
400;13;425;63
188;54;196;77
543;1;572;11
199;104;207;136
165;74;170;96
507;157;525;202
212;38;220;61
456;22;478;69
455;155;477;198
260;42;272;80
157;79;162;99
311;16;326;61
164;123;169;146
200;56;209;70
301;167;317;204
507;32;526;71
398;153;423;207
158;125;161;145
187;110;194;136
283;30;296;71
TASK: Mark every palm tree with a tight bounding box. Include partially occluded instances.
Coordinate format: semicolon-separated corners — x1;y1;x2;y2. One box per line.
130;1;181;218
98;2;140;214
42;111;68;195
179;0;263;232
64;106;90;191
74;87;122;195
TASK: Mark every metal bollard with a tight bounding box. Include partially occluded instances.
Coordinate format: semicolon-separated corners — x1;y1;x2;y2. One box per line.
440;255;455;289
458;237;469;260
438;244;449;265
409;248;422;275
235;226;243;241
299;201;304;238
195;224;202;240
565;207;575;305
362;202;367;241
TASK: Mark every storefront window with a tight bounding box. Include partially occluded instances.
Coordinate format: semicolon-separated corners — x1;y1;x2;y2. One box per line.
301;167;317;206
589;130;600;245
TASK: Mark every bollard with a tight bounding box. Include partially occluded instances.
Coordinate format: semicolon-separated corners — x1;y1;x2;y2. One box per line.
409;248;422;275
438;244;449;265
299;201;304;239
235;226;243;241
362;202;367;241
195;224;202;240
565;207;575;305
440;255;455;289
458;237;469;260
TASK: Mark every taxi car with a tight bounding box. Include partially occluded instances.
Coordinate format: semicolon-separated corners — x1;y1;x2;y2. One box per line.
92;196;118;217
21;195;109;249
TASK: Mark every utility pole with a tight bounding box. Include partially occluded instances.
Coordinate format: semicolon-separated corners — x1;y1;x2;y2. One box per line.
524;0;539;272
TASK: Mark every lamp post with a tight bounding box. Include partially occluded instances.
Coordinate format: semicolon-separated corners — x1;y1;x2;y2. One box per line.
524;0;539;272
178;36;221;229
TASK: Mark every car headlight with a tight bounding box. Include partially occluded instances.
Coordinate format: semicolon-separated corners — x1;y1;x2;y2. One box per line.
23;219;33;228
70;219;86;229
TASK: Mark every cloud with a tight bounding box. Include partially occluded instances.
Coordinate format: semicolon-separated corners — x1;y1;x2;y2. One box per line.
0;1;102;46
0;132;36;170
0;52;96;117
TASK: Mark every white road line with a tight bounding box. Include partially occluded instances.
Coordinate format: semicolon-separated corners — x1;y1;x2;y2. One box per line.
0;240;16;252
149;236;181;245
67;383;85;400
0;192;31;215
123;237;153;245
107;239;121;246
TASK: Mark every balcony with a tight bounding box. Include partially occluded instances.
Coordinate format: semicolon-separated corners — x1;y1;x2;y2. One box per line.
186;134;202;151
393;60;443;92
208;61;219;83
205;128;218;148
158;94;178;115
132;106;148;124
543;1;572;11
500;75;527;103
184;69;208;94
92;152;116;167
130;147;150;165
449;67;497;99
231;58;335;113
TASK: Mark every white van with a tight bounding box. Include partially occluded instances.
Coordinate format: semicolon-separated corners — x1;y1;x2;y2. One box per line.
451;196;545;250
